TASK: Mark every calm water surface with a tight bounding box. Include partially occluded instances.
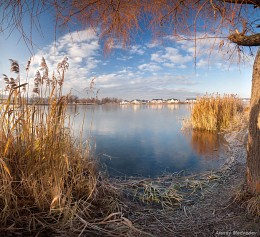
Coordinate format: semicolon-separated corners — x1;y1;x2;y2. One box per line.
67;104;228;177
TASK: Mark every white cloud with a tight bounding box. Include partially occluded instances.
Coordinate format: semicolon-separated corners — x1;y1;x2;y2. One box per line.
197;59;208;68
116;55;133;61
61;29;98;43
87;64;199;100
151;47;192;65
178;64;187;69
146;40;161;48
163;47;192;64
164;33;247;67
1;28;252;101
163;63;175;68
129;45;145;55
138;63;161;72
20;29;199;101
151;52;164;63
97;81;200;101
105;42;145;56
25;29;100;95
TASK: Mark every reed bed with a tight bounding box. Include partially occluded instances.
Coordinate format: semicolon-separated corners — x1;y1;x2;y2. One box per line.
191;94;244;132
0;58;140;236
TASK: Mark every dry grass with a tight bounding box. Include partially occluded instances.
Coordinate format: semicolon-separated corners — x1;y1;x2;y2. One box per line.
246;196;260;216
111;171;222;212
0;58;141;236
233;183;260;217
191;94;244;132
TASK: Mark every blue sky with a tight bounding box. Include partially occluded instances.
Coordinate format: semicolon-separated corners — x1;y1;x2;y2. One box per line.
0;11;254;101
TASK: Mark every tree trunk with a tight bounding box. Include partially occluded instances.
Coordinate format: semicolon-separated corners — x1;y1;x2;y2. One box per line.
247;47;260;194
228;33;260;47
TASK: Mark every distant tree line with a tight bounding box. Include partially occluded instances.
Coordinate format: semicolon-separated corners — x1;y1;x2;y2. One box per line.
0;93;121;105
74;96;122;105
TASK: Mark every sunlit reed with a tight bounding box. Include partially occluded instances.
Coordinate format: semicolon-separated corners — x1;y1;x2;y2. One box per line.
191;94;244;132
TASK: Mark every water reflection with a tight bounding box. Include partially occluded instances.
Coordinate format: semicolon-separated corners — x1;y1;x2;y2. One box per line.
66;104;228;177
183;130;227;160
132;104;141;112
149;104;164;110
166;104;180;110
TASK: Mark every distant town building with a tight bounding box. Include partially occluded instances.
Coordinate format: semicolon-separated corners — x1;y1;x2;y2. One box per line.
141;100;149;104
151;99;163;104
131;99;142;104
166;98;180;104
185;98;197;103
241;98;250;102
120;100;130;105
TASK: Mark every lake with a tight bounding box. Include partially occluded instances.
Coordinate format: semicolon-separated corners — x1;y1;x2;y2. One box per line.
67;104;228;177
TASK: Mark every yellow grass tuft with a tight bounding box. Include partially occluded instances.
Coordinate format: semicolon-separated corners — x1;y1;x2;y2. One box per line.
191;94;244;132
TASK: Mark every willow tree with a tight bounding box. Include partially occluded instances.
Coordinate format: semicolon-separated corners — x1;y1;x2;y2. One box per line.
1;0;260;198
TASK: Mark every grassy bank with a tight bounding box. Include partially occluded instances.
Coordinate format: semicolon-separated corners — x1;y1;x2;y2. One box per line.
191;94;245;132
